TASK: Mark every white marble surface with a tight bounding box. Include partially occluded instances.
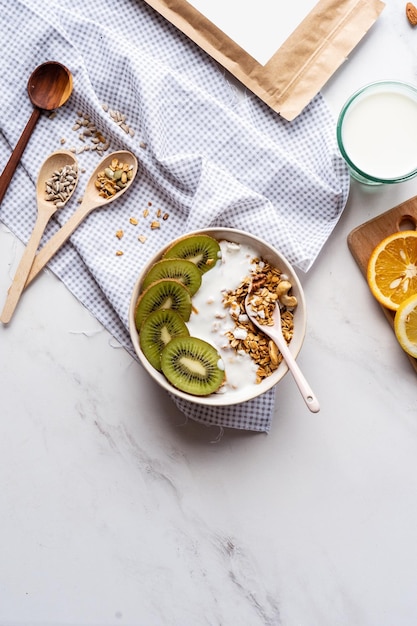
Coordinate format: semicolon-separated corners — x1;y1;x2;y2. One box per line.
1;2;417;625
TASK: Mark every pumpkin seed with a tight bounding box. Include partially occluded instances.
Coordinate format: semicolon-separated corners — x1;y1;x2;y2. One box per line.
94;158;134;199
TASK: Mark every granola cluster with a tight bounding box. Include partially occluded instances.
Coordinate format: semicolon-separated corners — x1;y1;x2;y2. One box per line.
222;261;295;383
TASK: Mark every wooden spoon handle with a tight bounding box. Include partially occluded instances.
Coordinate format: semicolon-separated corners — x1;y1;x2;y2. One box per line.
0;108;41;206
272;333;320;413
1;206;55;324
25;202;94;287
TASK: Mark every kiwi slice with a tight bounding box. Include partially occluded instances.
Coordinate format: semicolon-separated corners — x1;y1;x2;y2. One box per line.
163;234;221;274
160;336;225;396
135;279;192;330
139;309;190;371
141;258;202;295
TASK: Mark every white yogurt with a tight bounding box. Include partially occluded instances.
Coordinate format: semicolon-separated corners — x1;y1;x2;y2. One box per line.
341;88;417;179
186;240;259;394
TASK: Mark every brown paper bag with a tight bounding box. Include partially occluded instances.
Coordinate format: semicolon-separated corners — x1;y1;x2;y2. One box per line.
142;0;385;121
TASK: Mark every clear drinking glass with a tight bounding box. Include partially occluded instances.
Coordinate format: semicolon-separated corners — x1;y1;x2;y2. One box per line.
337;80;417;185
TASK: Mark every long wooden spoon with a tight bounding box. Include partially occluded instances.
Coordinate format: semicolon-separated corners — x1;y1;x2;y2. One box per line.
24;150;138;288
1;150;78;324
0;61;73;207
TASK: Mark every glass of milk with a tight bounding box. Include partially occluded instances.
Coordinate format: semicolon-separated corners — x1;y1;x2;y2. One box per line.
337;81;417;185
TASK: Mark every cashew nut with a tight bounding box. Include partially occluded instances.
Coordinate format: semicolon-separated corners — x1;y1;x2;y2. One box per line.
268;339;279;365
276;280;298;308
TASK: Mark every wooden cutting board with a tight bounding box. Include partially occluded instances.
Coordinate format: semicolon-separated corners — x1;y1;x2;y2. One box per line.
347;195;417;373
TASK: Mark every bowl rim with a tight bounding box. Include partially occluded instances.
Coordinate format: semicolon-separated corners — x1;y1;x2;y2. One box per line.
129;227;306;406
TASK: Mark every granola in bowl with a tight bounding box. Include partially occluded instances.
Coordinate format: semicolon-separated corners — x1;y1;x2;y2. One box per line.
222;260;296;384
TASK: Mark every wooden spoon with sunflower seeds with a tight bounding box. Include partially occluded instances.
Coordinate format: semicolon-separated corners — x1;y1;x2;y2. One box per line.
1;149;78;324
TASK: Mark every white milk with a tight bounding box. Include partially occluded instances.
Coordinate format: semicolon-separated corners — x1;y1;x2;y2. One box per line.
186;240;259;394
341;90;417;179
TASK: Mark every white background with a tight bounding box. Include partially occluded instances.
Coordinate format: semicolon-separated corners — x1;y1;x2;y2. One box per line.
188;0;318;64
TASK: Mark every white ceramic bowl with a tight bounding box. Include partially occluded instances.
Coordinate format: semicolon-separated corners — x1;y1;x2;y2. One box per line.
129;228;306;406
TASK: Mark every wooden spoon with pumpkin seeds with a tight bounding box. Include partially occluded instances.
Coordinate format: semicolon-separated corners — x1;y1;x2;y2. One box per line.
24;150;138;288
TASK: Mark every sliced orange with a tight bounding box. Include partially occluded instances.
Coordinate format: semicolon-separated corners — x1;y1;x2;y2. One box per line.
367;230;417;311
394;293;417;358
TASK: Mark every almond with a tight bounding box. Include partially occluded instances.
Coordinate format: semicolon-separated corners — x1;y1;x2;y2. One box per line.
406;2;417;25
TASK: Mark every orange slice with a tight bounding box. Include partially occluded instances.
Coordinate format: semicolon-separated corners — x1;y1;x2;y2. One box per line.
394;293;417;358
367;230;417;310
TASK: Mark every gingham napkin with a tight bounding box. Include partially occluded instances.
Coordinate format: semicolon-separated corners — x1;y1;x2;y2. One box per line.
0;0;349;432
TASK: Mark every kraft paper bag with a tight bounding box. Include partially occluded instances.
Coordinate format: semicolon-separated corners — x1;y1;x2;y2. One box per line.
142;0;385;121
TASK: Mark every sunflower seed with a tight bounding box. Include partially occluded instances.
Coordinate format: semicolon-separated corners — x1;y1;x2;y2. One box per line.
44;163;78;206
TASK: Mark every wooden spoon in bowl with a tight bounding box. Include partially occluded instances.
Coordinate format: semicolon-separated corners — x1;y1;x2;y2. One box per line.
1;149;78;324
0;61;73;207
24;150;138;288
245;287;320;413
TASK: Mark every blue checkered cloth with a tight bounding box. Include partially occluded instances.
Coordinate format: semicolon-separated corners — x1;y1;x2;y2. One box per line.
0;0;349;431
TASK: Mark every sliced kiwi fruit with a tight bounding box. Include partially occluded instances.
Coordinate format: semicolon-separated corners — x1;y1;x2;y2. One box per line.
160;336;225;396
141;258;202;295
163;234;221;274
139;309;190;371
135;279;192;330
